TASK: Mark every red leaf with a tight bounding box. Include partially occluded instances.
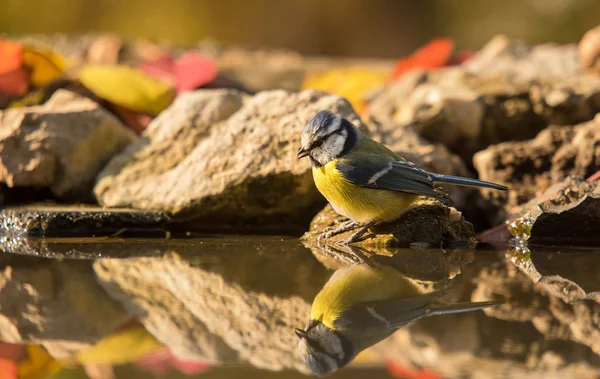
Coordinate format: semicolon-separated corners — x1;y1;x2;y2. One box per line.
134;348;211;375
586;171;600;182
391;38;456;80
0;68;30;96
0;39;23;75
386;359;444;379
173;51;218;93
138;57;177;85
139;51;218;94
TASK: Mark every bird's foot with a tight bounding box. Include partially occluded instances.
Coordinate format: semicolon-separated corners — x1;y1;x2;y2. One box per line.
337;222;375;245
318;220;357;242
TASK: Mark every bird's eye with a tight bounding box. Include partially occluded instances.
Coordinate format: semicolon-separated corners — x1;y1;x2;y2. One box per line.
309;137;325;150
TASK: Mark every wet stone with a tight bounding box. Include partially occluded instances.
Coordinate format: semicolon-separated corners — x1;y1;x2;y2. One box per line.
0;204;169;238
508;176;600;245
302;199;476;250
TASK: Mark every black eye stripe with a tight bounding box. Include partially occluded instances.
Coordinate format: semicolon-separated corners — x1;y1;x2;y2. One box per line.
309;127;345;150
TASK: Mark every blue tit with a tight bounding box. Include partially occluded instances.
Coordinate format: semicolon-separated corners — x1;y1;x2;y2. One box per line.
297;110;508;243
295;263;500;376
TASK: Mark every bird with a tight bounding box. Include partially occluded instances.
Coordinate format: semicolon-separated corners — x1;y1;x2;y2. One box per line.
297;110;507;244
295;263;501;376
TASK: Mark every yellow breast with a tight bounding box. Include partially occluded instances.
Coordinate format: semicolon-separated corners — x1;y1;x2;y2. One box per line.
312;161;417;224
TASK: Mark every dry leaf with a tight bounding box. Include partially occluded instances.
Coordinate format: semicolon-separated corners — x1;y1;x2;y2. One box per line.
79;64;175;115
22;45;66;87
140;51;218;94
302;67;387;113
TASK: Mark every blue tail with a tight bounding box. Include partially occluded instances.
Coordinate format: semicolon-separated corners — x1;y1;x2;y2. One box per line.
430;174;508;191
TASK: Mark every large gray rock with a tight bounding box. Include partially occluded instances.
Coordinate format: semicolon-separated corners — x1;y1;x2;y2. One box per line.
0;260;132;359
474;116;600;223
0;90;135;199
95;89;364;228
93;246;329;372
365;37;600;161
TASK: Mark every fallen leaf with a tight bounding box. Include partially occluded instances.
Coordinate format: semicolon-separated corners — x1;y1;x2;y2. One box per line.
140;51;218;94
391;38;456;80
0;68;29;97
0;39;23;75
79;64;175;115
135;348;211;375
386;359;443;379
0;360;17;379
302;67;387;113
22;45;66;87
17;345;62;379
75;325;163;365
173;51;218;92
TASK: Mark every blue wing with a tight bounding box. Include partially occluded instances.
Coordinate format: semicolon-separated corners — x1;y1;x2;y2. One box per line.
336;160;447;201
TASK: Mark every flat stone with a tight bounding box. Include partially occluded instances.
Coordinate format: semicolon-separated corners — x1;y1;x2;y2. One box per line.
0;90;135;200
0;204;169;239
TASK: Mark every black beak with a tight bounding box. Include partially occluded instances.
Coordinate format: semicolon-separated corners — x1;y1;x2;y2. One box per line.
295;328;309;339
297;147;309;159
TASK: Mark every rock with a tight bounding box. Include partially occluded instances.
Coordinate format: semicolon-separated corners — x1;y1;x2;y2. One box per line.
506;177;600;245
93;247;329;371
0;90;135;200
0;204;169;239
301;199;475;249
464;35;581;79
215;48;306;92
365;37;600;161
473;117;600;222
0;260;132;359
95;89;364;229
579;25;600;74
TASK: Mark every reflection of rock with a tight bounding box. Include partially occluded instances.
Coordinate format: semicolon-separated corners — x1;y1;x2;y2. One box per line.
304;243;474;284
93;246;329;371
302;200;475;248
507;177;600;244
372;249;600;379
0;90;135;200
95;89;362;229
474;117;600;223
507;247;600;302
365;37;600;161
0;260;132;359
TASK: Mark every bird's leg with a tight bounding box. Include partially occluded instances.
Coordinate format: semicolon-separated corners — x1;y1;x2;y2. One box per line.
342;222;376;245
318;219;357;241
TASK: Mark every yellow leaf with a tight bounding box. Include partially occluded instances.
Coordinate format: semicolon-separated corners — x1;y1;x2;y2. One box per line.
302;67;388;113
75;325;163;365
22;46;66;88
17;345;62;379
79;65;175;115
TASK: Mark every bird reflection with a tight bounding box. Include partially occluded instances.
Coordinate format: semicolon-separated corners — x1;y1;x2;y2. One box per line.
295;260;500;376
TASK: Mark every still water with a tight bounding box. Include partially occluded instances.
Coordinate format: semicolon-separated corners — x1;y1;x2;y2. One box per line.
0;234;598;379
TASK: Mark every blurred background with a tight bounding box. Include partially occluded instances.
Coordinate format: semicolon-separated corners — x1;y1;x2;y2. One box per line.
2;0;600;57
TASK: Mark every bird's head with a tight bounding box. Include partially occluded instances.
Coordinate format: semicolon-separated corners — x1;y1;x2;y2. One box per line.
295;320;356;376
298;110;359;167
